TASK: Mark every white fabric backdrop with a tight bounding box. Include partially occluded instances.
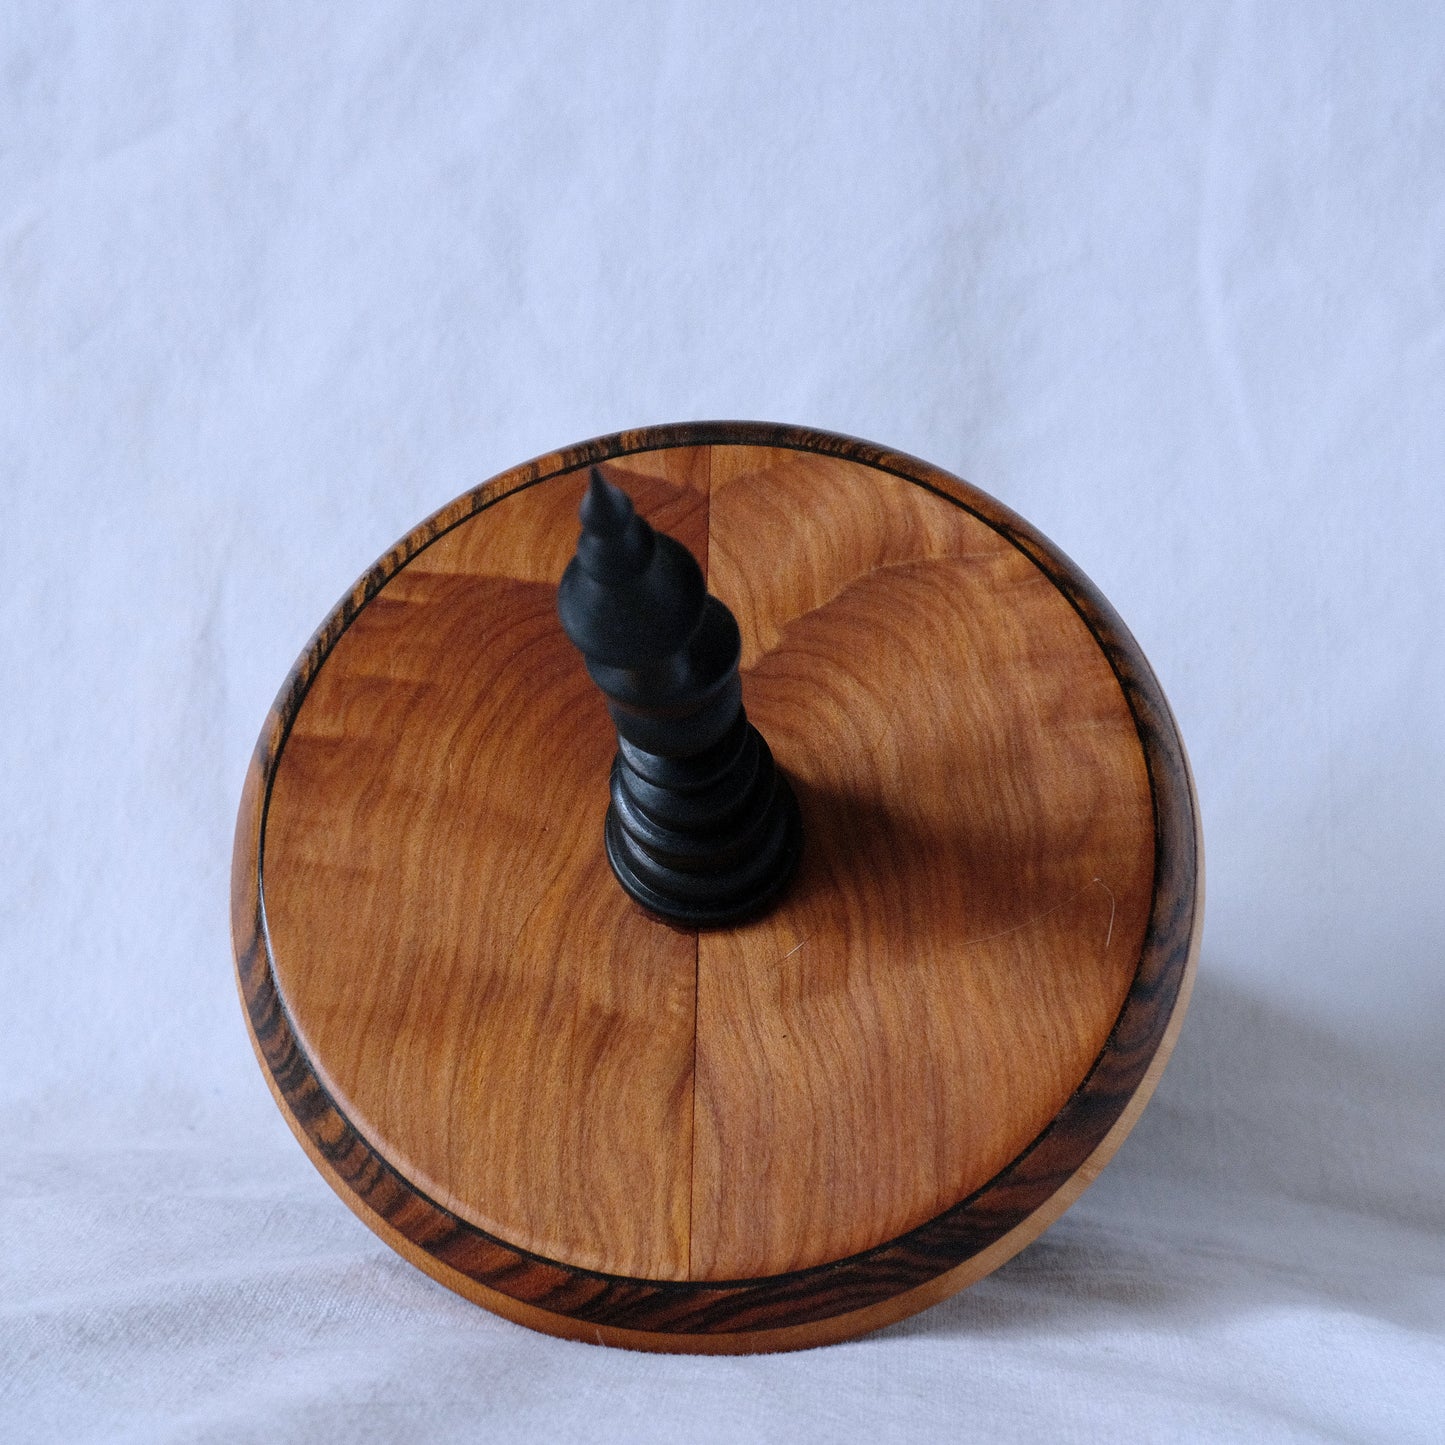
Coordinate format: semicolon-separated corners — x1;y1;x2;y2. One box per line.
2;2;1442;1439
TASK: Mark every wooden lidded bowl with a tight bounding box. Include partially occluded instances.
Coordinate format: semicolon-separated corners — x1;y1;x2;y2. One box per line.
232;422;1202;1352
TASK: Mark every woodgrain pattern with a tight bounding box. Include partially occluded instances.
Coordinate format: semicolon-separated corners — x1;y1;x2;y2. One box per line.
233;422;1202;1351
264;453;709;1280
693;447;1153;1279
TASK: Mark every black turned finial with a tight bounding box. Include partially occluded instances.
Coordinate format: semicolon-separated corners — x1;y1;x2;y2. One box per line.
558;468;803;927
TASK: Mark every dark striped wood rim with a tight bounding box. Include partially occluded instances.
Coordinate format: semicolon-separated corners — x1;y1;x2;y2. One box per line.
232;421;1201;1340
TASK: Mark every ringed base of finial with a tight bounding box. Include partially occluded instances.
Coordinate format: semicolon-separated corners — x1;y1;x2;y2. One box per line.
604;767;804;928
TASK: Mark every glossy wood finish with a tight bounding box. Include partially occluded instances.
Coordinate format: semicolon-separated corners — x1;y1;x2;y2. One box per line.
233;422;1202;1351
262;453;708;1280
694;447;1153;1279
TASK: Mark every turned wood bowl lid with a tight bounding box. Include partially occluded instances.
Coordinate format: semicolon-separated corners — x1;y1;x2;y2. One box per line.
232;422;1202;1353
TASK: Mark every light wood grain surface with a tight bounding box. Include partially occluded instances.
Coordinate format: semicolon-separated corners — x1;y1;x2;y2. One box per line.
695;447;1151;1278
236;422;1200;1349
265;452;711;1279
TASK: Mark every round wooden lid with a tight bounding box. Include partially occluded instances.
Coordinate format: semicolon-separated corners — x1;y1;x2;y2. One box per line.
232;423;1202;1352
